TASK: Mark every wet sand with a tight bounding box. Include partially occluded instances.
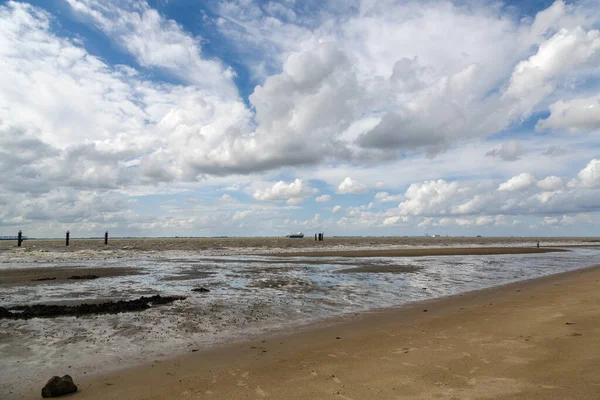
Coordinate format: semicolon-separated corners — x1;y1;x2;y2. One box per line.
335;264;423;274
24;265;600;400
0;266;139;287
275;247;567;258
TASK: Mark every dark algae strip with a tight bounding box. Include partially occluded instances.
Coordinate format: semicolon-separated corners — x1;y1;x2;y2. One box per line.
0;295;186;320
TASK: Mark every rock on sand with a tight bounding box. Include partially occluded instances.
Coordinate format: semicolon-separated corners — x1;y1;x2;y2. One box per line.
41;375;77;398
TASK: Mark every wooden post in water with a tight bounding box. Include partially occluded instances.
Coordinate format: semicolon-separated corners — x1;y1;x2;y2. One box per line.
315;233;317;241
66;230;70;246
105;231;108;245
322;232;324;241
17;230;22;247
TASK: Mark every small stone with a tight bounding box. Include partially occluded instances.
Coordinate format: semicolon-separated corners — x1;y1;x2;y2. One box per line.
423;309;428;312
41;375;77;398
565;322;575;325
191;287;210;293
336;337;341;339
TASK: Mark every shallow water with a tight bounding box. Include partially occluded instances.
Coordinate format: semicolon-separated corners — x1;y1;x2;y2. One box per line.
1;246;600;396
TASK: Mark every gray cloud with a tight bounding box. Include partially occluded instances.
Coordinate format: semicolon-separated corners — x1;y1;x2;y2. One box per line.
486;140;524;161
542;146;569;157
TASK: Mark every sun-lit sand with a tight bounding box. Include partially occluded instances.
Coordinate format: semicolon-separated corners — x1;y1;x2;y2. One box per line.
27;265;600;400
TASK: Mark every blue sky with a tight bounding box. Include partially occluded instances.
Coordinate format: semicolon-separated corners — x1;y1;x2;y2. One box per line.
0;0;599;237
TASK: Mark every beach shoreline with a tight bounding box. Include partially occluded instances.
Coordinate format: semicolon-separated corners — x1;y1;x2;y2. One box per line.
11;262;600;399
272;246;568;258
2;236;599;254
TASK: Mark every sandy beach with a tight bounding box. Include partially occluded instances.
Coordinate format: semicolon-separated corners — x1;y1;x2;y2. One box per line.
2;238;600;399
19;264;599;400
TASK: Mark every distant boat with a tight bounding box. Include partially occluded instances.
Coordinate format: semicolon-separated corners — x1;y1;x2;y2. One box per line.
286;232;304;238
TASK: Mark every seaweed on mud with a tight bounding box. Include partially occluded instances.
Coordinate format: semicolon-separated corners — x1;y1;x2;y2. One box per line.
68;275;100;280
0;295;186;320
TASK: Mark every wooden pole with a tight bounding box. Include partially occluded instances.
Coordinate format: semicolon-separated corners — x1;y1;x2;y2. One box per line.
105;231;108;245
17;230;22;247
66;230;70;246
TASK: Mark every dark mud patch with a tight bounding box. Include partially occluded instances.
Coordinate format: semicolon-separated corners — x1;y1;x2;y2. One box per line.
0;267;140;286
68;275;99;280
163;270;216;281
336;265;423;274
0;295;186;319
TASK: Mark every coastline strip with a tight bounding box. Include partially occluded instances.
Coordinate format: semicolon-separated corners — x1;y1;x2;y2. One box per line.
46;264;600;400
273;246;568;258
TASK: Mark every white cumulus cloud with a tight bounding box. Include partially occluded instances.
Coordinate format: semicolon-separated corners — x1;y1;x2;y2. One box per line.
573;159;600;188
253;179;317;204
537;176;564;191
498;173;535;192
536;95;600;132
398;180;461;216
374;192;404;203
65;0;237;94
337;177;368;194
315;194;332;203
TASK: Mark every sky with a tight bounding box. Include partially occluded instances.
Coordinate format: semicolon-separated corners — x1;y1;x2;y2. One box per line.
0;0;599;238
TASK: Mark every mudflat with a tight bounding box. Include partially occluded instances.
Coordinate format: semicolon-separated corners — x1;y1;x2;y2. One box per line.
1;236;597;252
47;265;600;400
0;266;139;287
275;247;567;258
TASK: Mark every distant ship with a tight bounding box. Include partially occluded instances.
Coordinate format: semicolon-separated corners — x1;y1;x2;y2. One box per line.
285;232;304;238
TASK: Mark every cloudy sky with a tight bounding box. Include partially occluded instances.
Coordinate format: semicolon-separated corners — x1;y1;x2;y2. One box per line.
1;0;599;238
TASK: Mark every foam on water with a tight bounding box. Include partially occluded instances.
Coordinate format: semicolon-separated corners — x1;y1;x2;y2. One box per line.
1;247;600;396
